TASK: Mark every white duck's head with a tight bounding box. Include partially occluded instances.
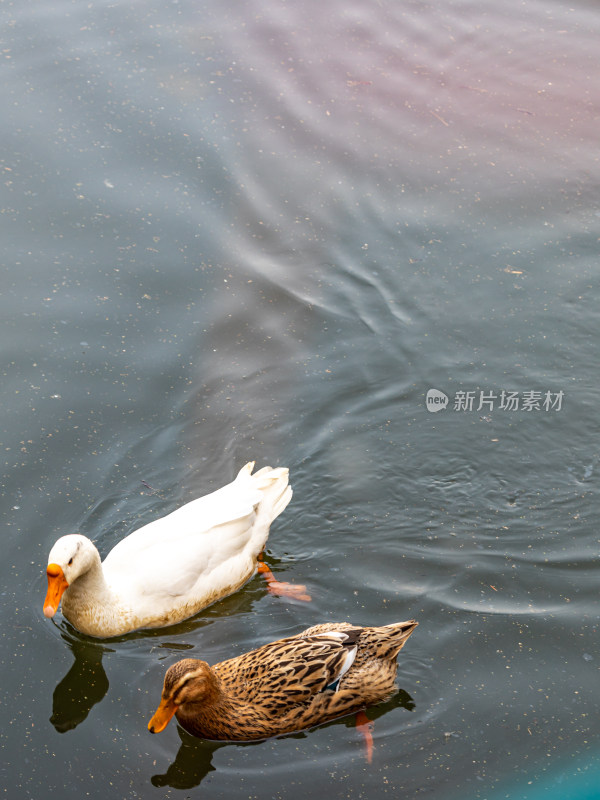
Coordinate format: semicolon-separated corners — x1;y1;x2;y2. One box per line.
43;534;101;618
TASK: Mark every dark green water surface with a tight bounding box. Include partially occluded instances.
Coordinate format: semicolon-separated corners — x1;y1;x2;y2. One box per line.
1;0;599;797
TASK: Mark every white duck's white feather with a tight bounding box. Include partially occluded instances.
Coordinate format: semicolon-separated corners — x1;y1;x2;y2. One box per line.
45;463;292;637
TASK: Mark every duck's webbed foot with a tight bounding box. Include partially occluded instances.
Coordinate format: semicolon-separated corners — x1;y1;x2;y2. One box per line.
257;555;311;602
355;710;374;763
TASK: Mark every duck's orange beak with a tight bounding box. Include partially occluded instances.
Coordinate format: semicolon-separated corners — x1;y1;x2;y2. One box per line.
148;696;179;734
43;563;69;618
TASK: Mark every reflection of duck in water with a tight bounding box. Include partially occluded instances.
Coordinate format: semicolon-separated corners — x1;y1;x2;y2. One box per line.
151;729;226;790
149;620;417;757
43;463;308;638
50;635;110;733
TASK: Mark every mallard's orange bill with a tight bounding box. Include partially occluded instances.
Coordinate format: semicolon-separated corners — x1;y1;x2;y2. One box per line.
148;697;179;733
43;563;69;618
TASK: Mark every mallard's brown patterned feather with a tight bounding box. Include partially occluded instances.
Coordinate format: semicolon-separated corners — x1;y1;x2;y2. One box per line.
148;620;418;741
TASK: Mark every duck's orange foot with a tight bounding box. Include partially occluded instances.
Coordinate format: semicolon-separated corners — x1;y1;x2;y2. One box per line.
257;559;312;602
266;579;312;602
355;710;374;764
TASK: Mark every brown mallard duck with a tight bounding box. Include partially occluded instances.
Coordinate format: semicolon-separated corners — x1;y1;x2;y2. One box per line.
148;620;417;742
43;463;308;638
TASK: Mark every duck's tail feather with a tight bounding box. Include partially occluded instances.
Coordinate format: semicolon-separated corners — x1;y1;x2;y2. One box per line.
368;620;418;659
236;463;293;554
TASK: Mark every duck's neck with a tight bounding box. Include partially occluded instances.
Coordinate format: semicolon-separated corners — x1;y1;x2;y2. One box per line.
177;671;269;740
177;676;243;739
61;552;115;630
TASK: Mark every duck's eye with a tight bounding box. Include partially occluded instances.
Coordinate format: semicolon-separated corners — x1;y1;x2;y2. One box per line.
68;558;73;566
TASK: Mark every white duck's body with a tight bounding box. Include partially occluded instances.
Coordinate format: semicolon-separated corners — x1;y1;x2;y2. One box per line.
44;463;292;637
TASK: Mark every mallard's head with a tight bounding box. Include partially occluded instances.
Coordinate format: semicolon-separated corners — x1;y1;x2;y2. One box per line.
148;659;217;733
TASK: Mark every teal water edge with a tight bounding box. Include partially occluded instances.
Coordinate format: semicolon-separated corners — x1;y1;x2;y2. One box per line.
490;753;600;800
1;0;599;797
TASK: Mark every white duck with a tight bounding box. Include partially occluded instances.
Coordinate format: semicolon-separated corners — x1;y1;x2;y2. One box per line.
43;462;307;638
